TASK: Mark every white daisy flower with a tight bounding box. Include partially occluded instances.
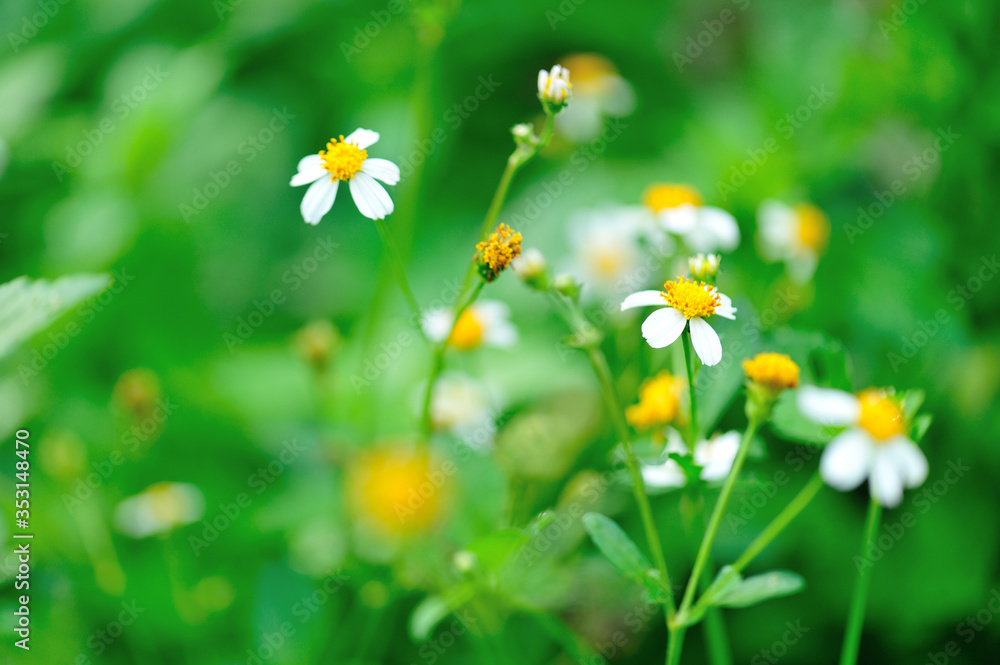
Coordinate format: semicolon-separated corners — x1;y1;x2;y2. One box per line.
643;183;740;253
568;206;651;296
642;429;742;492
430;372;500;451
114;482;205;539
798;386;928;508
620;276;737;366
422;300;518;351
290;128;400;224
757;200;830;283
553;53;635;143
538;64;572;105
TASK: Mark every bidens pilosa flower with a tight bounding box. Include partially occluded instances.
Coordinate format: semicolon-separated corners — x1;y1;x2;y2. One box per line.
347;448;447;535
744;352;801;420
688;253;721;282
114;482;205;539
430;372;499;451
626;371;687;432
798;386;928;507
553;53;635;143
757;200;830;283
641;429;742;491
621;276;737;366
644;183;740;254
422;300;518;351
538;64;572;109
475;223;522;282
290;128;400;224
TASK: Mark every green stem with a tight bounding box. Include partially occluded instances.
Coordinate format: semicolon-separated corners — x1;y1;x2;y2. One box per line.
419;280;485;437
676;417;761;622
681;332;699;446
666;628;685;665
839;498;882;665
373;216;427;342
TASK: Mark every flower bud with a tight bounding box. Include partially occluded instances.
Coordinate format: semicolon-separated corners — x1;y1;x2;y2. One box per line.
537;64;572;111
512;247;547;289
553;273;581;300
689;253;721;281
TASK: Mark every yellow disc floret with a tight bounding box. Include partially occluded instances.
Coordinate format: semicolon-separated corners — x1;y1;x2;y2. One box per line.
795;203;830;252
643;184;703;212
448;309;483;350
661;276;720;319
626;371;686;430
857;389;905;441
742;353;801;391
318;136;368;181
347;448;445;534
475;223;523;282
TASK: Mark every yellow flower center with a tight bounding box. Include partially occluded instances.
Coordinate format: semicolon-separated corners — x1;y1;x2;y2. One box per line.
147;483;186;525
448;309;483;350
318;136;367;181
475;223;522;281
796;203;829;252
643;184;703;212
348;449;445;534
587;246;625;277
857;389;905;441
626;372;686;430
661;276;720;319
742;353;800;391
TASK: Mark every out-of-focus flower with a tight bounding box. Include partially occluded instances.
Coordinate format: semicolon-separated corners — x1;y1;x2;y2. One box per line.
744;352;801;420
512;247;547;288
294;319;340;370
553;53;635;143
346;447;448;535
641;429;742;491
757;200;829;283
475;223;522;282
621;277;737;366
430;372;499;450
290;128;400;223
626;371;686;431
114;482;205;538
644;183;740;253
688;253;721;281
538;64;572;108
798;386;928;507
422;300;518;351
113;368;162;421
568;206;653;296
38;430;87;481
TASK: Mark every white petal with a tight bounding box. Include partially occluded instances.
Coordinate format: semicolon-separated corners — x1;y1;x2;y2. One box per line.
714;292;737;320
688;317;722;366
820;429;873;491
660;205;698;233
361;158;400;185
621;290;665;311
641;459;687;490
300;177;338;225
290;154;326;187
870;447;905;508
696;431;741;481
537;69;548;93
640;308;688;349
421;309;453;343
797;386;861;427
349;172;394;220
700;207;741;251
343;128;380;149
883;436;928;488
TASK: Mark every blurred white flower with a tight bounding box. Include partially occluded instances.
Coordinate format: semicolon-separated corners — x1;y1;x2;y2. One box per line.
798;386;927;508
290;128;400;223
644;183;740;253
568;206;649;296
642;429;742;491
621;276;737;366
512;247;547;286
114;482;205;538
430;372;500;450
553;53;635;143
422;300;518;351
757;200;829;283
537;64;572;106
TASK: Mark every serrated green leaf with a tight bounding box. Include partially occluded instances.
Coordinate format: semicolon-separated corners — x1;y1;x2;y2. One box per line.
711;570;805;608
582;512;651;580
0;274;111;362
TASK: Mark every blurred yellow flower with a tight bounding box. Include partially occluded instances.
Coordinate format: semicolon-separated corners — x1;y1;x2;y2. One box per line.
643;183;703;212
347;448;449;535
422;301;518;351
626;371;687;431
743;352;801;392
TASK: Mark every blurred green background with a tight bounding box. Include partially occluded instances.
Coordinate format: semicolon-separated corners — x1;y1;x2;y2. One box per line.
1;0;999;663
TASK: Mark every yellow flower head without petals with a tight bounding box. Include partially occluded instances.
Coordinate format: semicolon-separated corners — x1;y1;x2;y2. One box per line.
626;371;687;430
743;353;801;392
475;223;523;282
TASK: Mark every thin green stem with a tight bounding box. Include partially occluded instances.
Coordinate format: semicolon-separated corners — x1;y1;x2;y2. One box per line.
681;332;699;446
839;498;882;665
373;216;427;342
677;417;761;622
666;628;685;665
419;280;485;437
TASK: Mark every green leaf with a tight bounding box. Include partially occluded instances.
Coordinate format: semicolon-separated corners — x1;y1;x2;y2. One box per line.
0;274;111;362
901;389;925;420
911;413;933;443
639;569;672;604
770;389;836;445
711;570;805;608
409;585;475;641
582;512;651;580
464;528;529;572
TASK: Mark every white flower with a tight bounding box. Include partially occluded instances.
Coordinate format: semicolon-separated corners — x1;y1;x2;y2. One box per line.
422;300;518;351
114;482;205;538
642;429;742;491
798;386;928;508
290;128;400;224
430;373;500;451
568;206;653;296
553;53;635;143
620;276;737;366
757;200;829;283
642;183;740;253
538;64;572;105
